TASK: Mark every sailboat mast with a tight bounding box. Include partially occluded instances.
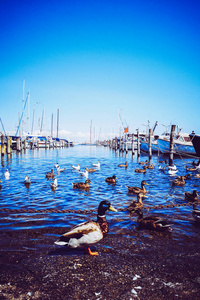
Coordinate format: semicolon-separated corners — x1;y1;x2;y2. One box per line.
22;79;25;137
51;113;53;137
57;109;59;138
31;106;35;135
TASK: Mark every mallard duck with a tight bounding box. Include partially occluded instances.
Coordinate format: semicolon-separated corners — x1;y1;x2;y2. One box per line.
126;180;149;194
192;204;200;222
185;165;197;172
135;209;173;231
139;160;148;165
24;175;31;184
128;193;147;212
185;190;199;202
71;164;80;171
72;179;91;190
172;176;185;186
79;168;89;179
176;174;192;180
105;175;117;184
46;169;55;179
118;161;128;168
4;169;10;179
51;178;58;190
54;200;117;255
146;164;154;169
135;166;147;173
92;161;100;168
87;168;97;173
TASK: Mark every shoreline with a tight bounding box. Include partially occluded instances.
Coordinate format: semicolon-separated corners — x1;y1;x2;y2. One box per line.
0;226;200;299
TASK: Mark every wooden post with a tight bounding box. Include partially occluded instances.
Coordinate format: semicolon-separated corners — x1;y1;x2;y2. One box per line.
7;136;11;154
132;133;135;156
1;135;5;156
148;128;152;161
20;138;23;151
24;139;26;151
169;125;176;166
10;137;12;154
45;139;48;149
137;129;140;158
17;138;21;152
125;134;128;153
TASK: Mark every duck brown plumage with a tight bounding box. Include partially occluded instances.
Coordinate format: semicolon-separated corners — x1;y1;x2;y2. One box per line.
192;203;200;222
87;168;97;173
72;179;91;190
135;166;147;173
128;193;146;212
172;176;185;186
126;180;149;194
135;209;173;231
105;175;117;184
46;169;55;179
118;161;128;168
139;160;148;165
185;165;197;172
184;190;199;202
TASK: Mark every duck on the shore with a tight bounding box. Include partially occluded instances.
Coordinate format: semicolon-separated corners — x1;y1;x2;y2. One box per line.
92;161;100;168
4;169;10;179
105;175;117;184
135;166;147;173
128;193;146;212
192;203;200;222
71;164;81;171
46;169;55;179
135;209;173;231
184;190;199;202
54;200;117;255
72;179;91;190
172;176;185;186
126;180;149;195
118;161;128;168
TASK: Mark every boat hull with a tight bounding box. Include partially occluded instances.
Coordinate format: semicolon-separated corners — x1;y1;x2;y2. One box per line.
190;133;200;157
157;138;195;156
140;141;159;153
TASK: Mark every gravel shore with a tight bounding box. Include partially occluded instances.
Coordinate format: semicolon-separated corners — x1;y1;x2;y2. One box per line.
0;225;200;300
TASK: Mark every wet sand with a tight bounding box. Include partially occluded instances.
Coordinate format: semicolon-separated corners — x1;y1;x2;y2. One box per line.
0;226;200;300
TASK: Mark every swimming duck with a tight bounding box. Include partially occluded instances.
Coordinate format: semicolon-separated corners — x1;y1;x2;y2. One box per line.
139;160;148;165
54;200;117;255
176;174;192;180
126;180;149;195
128;193;147;212
92;161;100;168
135;166;147;173
51;178;58;190
71;164;81;171
135;209;173;231
87;168;97;173
118;161;128;168
4;169;10;179
185;165;197;172
46;169;55;179
105;175;117;184
72;179;91;190
184;190;199;202
192;203;200;222
195;173;200;178
24;175;31;184
79;168;89;179
172;176;185;186
146;164;154;169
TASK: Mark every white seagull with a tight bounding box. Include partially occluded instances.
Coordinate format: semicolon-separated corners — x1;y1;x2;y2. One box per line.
92;161;100;168
71;164;81;171
4;169;10;179
79;168;89;179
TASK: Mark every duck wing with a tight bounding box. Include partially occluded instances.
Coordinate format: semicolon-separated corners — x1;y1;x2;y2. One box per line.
55;221;103;247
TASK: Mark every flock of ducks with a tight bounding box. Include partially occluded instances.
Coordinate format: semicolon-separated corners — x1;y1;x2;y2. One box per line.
2;157;200;256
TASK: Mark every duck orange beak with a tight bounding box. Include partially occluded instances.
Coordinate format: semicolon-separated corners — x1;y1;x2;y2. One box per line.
109;205;117;212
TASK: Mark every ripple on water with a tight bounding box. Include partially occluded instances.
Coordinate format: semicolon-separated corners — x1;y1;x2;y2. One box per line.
0;146;199;242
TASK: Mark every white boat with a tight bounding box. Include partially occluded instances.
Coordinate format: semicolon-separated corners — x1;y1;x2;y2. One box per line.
157;133;195;156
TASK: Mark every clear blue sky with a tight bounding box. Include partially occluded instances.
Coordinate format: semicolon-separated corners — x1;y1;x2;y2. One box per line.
0;0;200;142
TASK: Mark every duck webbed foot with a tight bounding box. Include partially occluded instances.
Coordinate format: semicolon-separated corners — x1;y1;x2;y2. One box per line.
85;247;99;256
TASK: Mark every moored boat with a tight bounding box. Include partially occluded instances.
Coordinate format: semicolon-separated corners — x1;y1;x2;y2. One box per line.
189;132;200;158
157;132;195;156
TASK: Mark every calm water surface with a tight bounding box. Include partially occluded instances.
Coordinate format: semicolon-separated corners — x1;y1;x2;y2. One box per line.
0;145;200;242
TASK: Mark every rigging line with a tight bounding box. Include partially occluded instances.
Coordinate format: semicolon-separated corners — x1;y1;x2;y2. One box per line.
15;92;29;137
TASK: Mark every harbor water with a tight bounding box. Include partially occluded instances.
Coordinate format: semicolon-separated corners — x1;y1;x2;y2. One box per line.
0;145;200;243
